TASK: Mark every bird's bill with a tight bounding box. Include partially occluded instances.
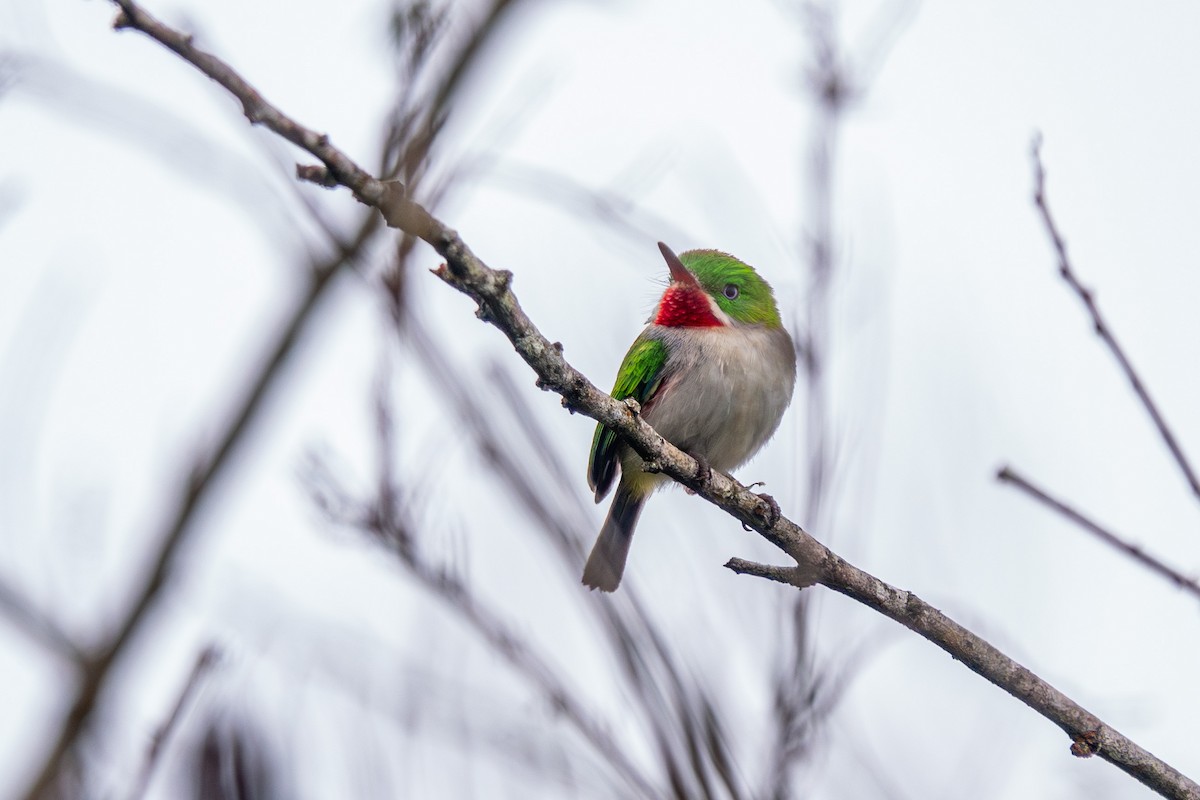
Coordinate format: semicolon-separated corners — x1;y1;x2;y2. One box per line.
657;241;700;288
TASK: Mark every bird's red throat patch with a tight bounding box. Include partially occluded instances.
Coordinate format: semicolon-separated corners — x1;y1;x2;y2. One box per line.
654;286;723;328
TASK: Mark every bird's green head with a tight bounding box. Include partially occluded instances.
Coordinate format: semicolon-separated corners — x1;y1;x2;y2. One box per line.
654;242;784;329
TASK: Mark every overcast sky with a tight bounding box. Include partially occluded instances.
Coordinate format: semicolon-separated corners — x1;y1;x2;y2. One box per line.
2;1;1200;798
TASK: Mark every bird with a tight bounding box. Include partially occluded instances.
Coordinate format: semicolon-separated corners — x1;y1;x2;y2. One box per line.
583;242;796;592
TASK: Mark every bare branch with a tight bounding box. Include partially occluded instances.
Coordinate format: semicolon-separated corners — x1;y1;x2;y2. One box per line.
110;2;379;202
1031;135;1200;504
724;558;818;588
91;6;1200;798
998;466;1200;602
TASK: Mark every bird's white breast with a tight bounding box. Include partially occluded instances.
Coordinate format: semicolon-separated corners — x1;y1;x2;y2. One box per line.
638;324;796;474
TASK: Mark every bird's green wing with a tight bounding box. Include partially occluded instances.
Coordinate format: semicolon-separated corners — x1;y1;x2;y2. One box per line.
588;335;668;501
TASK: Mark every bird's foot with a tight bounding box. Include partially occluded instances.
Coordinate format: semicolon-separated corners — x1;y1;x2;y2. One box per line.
742;491;781;531
756;493;781;528
684;451;712;495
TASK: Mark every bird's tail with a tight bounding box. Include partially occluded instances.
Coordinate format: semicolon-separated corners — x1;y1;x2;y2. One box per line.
582;486;645;592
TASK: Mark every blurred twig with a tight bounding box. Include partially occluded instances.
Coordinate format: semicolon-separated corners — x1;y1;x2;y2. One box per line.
480;156;694;246
381;0;519;186
129;645;221;800
795;0;851;528
781;11;854;793
1032;135;1200;504
771;3;910;793
998;466;1200;602
190;711;285;800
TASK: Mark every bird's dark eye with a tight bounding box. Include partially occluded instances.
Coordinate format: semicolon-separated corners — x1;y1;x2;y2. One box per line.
723;284;739;300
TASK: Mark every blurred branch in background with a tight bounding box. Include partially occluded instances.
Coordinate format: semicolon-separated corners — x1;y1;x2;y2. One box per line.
997;467;1200;602
187;709;286;800
380;0;513;182
479;156;695;247
1031;135;1200;505
776;8;854;796
129;646;221;800
793;1;848;528
376;0;527;318
20;208;384;800
769;3;910;795
791;0;913;525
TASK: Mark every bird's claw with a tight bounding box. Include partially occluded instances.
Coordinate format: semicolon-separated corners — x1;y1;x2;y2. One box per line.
754;492;781;528
684;451;712;495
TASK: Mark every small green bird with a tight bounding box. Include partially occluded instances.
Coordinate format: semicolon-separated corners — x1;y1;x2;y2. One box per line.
583;242;796;591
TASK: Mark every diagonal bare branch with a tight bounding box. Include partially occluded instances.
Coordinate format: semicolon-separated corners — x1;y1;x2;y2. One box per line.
1032;135;1200;506
998;466;1200;602
92;6;1200;799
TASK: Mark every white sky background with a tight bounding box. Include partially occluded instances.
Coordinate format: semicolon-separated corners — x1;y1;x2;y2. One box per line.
1;0;1200;798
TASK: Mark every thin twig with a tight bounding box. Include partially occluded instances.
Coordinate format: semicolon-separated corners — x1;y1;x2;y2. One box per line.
998;466;1200;601
480;157;693;246
1031;136;1200;504
128;645;221;800
110;0;384;206
95;7;1200;798
725;558;817;587
780;7;854;794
